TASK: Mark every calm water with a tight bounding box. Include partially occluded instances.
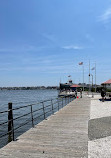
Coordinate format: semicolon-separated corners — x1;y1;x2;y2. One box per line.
0;89;59;148
0;89;58;110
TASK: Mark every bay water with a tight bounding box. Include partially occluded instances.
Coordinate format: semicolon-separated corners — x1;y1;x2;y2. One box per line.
0;89;59;148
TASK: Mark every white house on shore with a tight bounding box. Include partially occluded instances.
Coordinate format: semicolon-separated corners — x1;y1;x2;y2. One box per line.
101;79;111;89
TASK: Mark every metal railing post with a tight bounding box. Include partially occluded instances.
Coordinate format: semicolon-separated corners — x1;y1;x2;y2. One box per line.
12;107;14;141
30;105;34;128
58;98;59;111
42;102;45;119
67;97;68;104
70;96;71;102
51;99;54;114
62;97;63;108
8;102;14;142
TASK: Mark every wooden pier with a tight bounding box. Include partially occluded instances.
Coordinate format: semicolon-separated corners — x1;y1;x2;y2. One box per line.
0;97;90;158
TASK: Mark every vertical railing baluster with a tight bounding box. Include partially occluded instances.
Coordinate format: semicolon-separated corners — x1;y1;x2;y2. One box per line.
8;103;14;142
62;97;63;108
51;99;54;114
31;105;34;128
11;107;14;141
42;102;45;119
65;97;66;105
58;98;59;111
70;96;71;102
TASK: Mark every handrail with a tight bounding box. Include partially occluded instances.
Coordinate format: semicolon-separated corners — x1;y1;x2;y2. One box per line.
12;104;36;111
14;118;32;131
33;113;44;120
13;112;31;121
44;104;51;108
0;120;8;126
0;96;75;147
32;107;43;113
0;110;9;114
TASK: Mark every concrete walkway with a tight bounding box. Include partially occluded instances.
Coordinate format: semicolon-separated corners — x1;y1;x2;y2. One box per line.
0;97;90;158
88;94;111;158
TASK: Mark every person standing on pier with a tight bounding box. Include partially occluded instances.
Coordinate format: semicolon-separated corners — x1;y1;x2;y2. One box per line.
75;89;77;98
101;89;106;102
80;89;82;98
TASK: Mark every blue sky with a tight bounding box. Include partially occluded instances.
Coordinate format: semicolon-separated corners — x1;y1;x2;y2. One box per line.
0;0;111;86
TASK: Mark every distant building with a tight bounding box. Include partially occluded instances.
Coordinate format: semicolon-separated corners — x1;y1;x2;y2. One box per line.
60;79;73;91
101;79;111;89
60;79;80;91
70;84;80;91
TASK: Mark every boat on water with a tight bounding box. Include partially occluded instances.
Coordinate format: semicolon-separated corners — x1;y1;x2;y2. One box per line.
58;79;80;97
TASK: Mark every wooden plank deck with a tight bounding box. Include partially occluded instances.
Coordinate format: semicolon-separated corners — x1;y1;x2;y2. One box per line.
0;97;90;158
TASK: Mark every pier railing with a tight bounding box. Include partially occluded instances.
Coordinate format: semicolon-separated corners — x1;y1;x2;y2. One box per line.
0;96;75;146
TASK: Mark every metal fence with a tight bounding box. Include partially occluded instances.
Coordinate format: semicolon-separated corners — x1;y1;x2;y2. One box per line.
0;96;75;146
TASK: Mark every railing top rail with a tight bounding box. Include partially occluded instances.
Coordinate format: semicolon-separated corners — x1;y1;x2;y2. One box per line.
12;97;61;110
0;96;69;114
0;110;9;114
12;103;35;111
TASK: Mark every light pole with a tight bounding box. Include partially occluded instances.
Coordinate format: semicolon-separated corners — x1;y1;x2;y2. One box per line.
83;65;84;91
89;60;90;95
91;62;96;93
78;62;84;91
95;62;96;92
91;74;94;98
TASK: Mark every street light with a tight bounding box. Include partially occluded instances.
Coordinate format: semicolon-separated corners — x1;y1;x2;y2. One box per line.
91;74;94;98
78;62;84;91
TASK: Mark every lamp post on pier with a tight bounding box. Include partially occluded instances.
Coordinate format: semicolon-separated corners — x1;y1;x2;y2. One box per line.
88;60;90;95
79;62;84;91
91;74;94;98
91;62;97;95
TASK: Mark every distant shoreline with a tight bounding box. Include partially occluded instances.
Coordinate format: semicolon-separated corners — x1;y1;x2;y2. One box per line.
0;86;59;90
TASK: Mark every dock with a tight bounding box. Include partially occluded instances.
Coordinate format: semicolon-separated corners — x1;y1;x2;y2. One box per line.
58;91;76;97
0;96;90;158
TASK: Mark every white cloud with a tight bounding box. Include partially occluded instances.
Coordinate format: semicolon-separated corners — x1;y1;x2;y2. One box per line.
98;7;111;23
62;45;83;50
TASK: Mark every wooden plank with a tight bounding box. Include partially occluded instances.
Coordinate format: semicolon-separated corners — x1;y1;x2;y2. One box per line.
0;97;90;158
